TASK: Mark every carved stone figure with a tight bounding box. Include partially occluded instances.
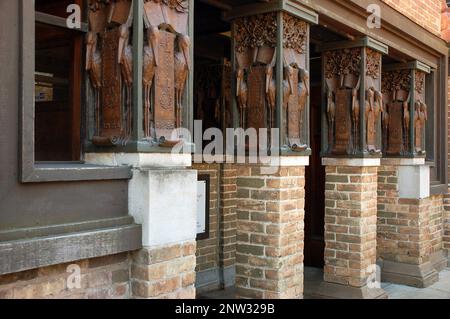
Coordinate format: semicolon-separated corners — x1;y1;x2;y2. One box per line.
174;34;191;128
142;0;190;146
351;77;361;151
265;64;276;130
326;85;336;152
415;100;427;154
87;0;133;146
143;27;159;139
236;68;248;128
86;32;102;136
118;24;133;145
292;68;309;151
403;94;410;151
365;87;378;153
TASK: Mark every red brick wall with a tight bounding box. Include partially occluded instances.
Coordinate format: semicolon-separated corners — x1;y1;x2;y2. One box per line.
0;253;131;299
382;0;442;35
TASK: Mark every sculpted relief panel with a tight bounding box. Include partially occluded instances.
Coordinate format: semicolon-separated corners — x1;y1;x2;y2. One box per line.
381;67;427;156
87;0;191;147
233;13;309;152
87;0;133;146
143;0;190;147
324;46;383;156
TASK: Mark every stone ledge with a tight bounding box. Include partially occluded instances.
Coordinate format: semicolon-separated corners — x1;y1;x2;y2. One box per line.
0;224;142;276
234;156;310;167
322;158;381;167
381;158;426;166
85;153;192;169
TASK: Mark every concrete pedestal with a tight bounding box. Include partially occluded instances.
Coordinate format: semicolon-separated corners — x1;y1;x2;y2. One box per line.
85;153;198;298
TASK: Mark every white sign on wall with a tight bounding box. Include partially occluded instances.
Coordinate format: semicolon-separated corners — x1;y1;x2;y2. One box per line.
196;180;207;235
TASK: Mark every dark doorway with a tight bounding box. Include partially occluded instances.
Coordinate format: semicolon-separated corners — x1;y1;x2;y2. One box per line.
304;49;325;268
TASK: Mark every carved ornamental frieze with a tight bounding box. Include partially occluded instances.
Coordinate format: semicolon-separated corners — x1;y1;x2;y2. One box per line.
143;0;190;147
233;12;310;152
381;65;428;157
87;0;133;146
324;48;362;155
323;44;384;156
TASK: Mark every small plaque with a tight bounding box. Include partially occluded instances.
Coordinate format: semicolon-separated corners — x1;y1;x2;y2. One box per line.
196;175;210;240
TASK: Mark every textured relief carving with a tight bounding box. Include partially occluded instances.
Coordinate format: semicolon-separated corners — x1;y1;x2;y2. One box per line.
325;48;361;86
324;48;363;155
154;31;176;143
233;13;310;152
247;66;267;131
414;100;427;154
381;69;413;155
234;13;277;54
333;89;352;154
324;46;384;155
283;14;307;54
365;87;382;153
87;0;133;146
415;70;425;94
236;68;248;128
366;48;381;79
414;70;427;154
382;70;411;101
142;0;190;146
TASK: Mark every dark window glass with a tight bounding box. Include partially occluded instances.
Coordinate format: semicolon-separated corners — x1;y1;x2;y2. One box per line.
35;0;83;161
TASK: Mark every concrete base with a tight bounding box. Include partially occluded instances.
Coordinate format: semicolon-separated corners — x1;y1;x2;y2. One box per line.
196;268;221;294
307;282;388;299
304;267;387;299
196;266;236;294
380;260;439;288
430;251;448;272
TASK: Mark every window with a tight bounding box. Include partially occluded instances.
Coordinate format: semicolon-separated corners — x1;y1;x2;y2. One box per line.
35;0;84;161
19;0;131;182
426;57;448;194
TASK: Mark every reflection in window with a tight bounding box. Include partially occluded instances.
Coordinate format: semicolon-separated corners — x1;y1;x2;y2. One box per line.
35;0;84;162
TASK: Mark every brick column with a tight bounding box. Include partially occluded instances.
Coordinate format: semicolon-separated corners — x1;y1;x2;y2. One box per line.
317;158;386;299
377;159;446;287
219;164;237;288
444;190;450;267
131;241;196;299
235;157;308;299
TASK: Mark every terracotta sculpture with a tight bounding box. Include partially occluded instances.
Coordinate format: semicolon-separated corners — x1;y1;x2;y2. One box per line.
326;85;335;150
297;69;309;135
236;68;248;128
265;64;276;130
365;87;376;153
118;24;133;145
86;32;102;136
143;27;159;139
174;34;191;128
351;77;361;150
403;93;410;151
414;100;427;154
87;0;133;146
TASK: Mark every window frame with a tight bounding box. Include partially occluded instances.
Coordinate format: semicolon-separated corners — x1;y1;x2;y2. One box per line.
19;0;131;183
428;55;449;195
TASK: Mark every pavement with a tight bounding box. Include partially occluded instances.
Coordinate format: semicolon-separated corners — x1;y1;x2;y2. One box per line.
198;268;450;299
383;268;450;299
